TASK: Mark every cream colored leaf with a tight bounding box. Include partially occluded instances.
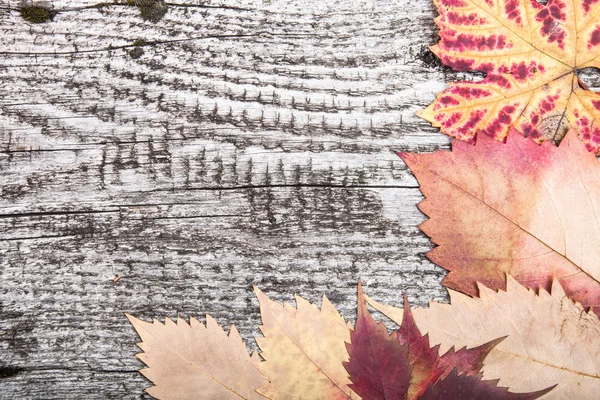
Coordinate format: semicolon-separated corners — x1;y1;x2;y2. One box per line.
126;313;268;400
365;277;600;399
254;287;359;400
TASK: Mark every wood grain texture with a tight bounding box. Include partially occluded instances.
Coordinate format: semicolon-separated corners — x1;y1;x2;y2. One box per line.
2;0;599;398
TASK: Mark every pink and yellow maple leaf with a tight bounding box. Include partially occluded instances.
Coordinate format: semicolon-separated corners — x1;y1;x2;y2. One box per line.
419;0;600;153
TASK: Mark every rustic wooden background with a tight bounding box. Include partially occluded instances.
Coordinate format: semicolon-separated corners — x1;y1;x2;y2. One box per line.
2;0;598;398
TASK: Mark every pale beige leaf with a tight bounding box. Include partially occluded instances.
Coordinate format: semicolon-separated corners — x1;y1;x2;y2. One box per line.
127;313;268;400
254;287;359;400
365;277;600;399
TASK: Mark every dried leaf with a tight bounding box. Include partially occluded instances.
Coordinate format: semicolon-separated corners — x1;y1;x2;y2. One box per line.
418;369;554;400
419;0;600;153
397;295;502;399
397;296;443;399
347;284;544;400
126;314;268;400
365;276;600;399
344;283;412;399
253;287;359;399
437;339;503;382
399;129;600;316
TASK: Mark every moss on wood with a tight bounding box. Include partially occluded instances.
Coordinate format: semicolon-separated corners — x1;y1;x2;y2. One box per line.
128;0;168;22
19;5;56;23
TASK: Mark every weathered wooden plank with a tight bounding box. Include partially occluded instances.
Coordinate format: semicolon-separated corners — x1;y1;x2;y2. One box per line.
3;0;448;396
2;0;599;397
0;369;149;399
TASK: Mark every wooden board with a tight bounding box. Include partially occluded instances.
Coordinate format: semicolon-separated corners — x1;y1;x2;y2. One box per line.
3;0;600;397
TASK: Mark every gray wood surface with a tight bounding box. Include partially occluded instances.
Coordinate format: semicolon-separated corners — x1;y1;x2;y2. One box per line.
2;0;598;398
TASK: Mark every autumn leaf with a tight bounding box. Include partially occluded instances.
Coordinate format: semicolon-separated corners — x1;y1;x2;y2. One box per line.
253;287;359;400
128;283;554;399
435;337;501;383
419;369;554;400
394;295;439;399
396;293;503;399
343;282;412;399
419;0;600;153
126;314;268;400
365;276;600;399
399;129;600;316
346;282;506;400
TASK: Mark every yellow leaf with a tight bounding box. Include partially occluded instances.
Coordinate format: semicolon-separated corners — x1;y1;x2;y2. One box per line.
419;0;600;153
254;287;359;400
126;314;268;400
365;277;600;399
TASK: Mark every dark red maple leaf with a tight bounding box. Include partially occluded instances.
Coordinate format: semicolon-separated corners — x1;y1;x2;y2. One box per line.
346;284;552;400
418;369;555;400
437;338;505;381
344;282;412;399
398;296;505;399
